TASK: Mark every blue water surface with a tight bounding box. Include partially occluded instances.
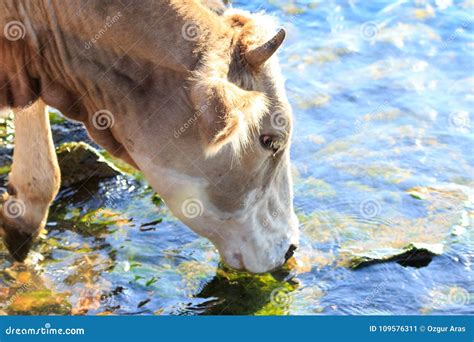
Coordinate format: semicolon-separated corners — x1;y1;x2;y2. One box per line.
0;0;472;316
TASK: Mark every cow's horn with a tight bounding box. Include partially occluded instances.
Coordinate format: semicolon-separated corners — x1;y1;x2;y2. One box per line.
244;28;286;68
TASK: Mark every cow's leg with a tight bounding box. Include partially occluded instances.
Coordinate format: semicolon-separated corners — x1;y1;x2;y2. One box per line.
0;100;60;261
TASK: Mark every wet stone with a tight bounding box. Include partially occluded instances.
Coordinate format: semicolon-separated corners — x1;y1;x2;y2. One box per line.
57;142;122;187
345;243;444;269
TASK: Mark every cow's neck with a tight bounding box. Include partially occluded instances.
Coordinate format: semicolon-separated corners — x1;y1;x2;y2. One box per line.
1;0;226;114
1;0;232;171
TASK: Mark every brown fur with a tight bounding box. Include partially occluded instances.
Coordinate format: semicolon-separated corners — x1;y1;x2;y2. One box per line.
191;73;268;157
0;1;296;271
0;101;60;260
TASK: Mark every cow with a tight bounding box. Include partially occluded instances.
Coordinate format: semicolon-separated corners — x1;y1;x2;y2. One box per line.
0;0;299;273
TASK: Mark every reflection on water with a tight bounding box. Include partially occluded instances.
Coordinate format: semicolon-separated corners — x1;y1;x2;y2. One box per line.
1;0;473;315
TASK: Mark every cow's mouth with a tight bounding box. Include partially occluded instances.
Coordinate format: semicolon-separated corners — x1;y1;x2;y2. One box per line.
284;244;298;262
221;243;298;274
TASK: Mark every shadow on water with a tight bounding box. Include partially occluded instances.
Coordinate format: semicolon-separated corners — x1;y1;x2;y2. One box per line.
185;265;298;315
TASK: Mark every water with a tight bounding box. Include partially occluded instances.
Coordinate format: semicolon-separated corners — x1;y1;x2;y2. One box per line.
0;0;473;315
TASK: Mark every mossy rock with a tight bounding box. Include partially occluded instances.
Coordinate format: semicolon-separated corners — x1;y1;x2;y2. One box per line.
8;290;71;314
342;243;443;269
57;142;121;187
195;264;298;315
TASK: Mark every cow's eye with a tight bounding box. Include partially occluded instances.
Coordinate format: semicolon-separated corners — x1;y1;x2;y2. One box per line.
259;135;279;152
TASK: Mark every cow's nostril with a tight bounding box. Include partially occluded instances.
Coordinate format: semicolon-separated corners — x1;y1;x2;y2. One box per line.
284;244;297;262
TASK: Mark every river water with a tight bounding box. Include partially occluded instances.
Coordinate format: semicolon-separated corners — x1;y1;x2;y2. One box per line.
0;0;473;315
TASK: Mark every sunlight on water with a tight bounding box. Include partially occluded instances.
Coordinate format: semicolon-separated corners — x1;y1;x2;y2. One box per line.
0;0;473;315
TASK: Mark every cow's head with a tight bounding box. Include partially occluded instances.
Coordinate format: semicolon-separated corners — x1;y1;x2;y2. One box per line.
0;2;297;272
160;12;299;273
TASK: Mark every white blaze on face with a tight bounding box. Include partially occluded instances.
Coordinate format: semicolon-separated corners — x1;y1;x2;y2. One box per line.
132;150;299;274
215;187;299;273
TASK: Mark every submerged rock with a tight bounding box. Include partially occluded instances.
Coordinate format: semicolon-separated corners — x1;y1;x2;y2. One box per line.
8;289;71;314
1;110;121;188
344;243;443;269
57;142;121;187
332;183;472;271
194;264;299;315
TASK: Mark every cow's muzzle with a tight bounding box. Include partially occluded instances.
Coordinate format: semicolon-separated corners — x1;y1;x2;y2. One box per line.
284;244;297;262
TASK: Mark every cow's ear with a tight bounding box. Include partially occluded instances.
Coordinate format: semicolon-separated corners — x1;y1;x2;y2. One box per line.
191;79;267;157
